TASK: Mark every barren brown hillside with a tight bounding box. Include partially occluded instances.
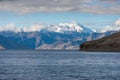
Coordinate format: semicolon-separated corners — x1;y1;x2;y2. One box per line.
80;32;120;52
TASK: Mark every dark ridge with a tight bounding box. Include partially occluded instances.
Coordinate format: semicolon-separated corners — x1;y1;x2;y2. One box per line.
80;32;120;52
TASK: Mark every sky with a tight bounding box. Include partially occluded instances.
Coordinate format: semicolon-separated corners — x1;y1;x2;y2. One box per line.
0;0;120;29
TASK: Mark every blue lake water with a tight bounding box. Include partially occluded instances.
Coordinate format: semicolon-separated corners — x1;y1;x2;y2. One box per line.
0;50;120;80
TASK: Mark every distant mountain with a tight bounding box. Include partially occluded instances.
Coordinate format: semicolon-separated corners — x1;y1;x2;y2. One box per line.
98;18;120;32
0;31;116;50
46;22;93;33
0;21;119;50
0;22;93;33
80;32;120;52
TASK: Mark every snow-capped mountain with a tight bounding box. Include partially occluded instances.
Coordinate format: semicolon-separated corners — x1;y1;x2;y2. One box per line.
99;18;120;32
0;22;94;50
0;20;119;50
47;21;93;33
0;22;93;33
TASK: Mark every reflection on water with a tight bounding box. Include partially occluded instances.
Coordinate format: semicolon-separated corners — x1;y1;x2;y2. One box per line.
0;50;120;80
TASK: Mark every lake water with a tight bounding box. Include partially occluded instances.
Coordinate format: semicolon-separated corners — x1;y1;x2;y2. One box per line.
0;50;120;80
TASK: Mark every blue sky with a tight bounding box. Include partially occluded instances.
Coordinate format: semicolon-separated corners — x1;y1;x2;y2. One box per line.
0;0;120;29
0;12;119;28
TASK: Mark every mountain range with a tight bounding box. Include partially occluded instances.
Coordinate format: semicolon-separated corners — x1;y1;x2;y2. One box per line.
0;21;120;50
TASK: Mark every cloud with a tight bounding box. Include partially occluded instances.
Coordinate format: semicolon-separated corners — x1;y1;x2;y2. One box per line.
1;18;120;32
0;24;21;32
0;23;46;32
100;0;120;3
0;0;16;1
22;24;45;32
0;0;119;14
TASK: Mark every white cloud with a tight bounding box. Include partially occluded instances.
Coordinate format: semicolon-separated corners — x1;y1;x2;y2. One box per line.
0;23;46;32
0;24;21;32
22;24;45;32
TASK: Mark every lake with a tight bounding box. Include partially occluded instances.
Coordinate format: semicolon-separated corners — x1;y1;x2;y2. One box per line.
0;50;120;80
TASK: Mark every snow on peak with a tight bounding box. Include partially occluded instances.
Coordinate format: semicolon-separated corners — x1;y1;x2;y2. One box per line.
100;25;120;33
115;18;120;26
58;21;84;32
0;21;93;33
99;18;120;32
41;21;86;33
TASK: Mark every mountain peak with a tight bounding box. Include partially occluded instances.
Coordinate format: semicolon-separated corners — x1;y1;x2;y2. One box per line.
115;18;120;26
57;21;84;33
98;18;120;33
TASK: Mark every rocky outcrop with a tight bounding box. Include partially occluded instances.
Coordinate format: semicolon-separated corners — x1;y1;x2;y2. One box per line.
0;46;5;50
80;32;120;52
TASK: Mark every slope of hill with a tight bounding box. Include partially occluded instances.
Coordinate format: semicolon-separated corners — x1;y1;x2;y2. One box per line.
80;32;120;52
0;35;31;49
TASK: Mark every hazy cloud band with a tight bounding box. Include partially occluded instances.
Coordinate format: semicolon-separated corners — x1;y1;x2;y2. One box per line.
0;0;119;14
